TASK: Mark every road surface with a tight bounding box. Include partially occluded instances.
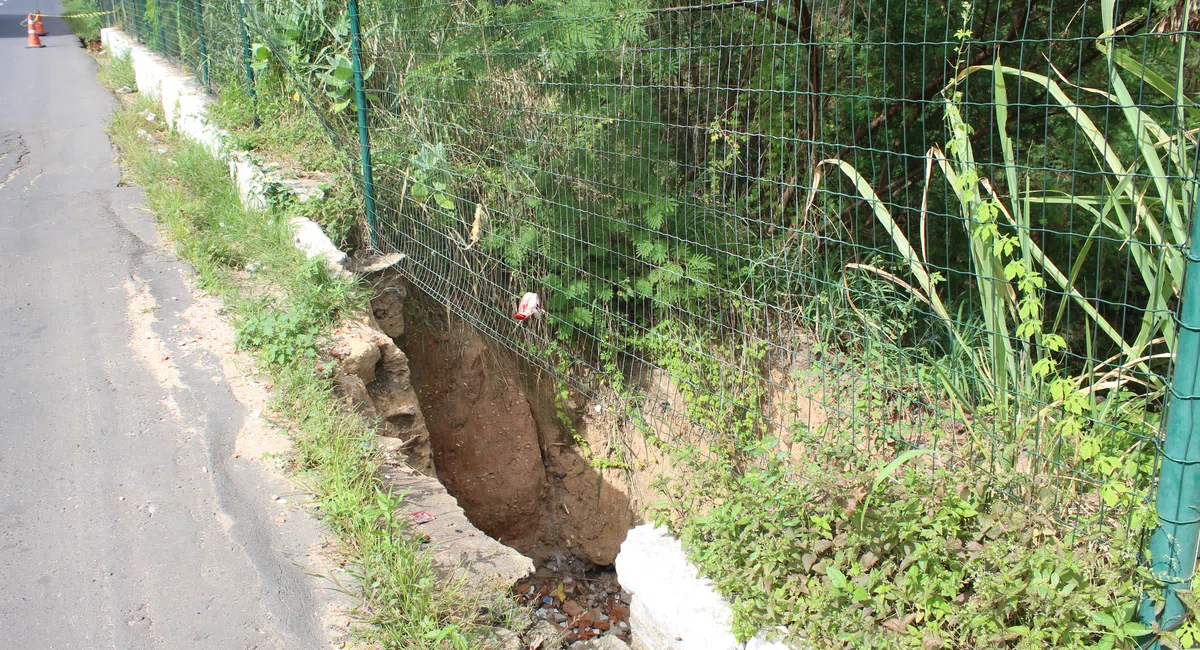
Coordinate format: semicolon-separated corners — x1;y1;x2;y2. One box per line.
0;2;337;648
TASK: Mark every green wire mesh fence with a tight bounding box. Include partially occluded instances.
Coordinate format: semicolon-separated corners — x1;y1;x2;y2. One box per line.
108;0;259;94
107;0;1199;547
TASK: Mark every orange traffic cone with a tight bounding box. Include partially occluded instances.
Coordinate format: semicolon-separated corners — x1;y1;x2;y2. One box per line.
33;11;46;37
26;15;45;48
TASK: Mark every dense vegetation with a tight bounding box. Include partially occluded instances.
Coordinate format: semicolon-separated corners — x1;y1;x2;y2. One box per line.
99;0;1200;646
253;0;1198;528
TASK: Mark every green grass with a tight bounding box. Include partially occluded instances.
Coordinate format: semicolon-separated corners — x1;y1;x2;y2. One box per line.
208;80;347;174
97;51;137;93
642;316;1162;649
205;78;364;249
106;90;513;649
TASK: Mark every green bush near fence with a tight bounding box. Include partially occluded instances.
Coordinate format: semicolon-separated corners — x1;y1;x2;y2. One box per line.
58;0;108;41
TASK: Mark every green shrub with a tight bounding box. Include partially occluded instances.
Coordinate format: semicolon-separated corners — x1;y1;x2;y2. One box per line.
658;441;1151;649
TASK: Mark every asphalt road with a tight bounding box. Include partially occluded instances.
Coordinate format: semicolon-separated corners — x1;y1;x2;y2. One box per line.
0;3;336;648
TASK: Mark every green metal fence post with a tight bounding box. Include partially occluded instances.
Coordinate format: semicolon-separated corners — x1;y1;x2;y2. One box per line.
1145;186;1200;640
192;0;209;89
237;0;258;127
132;0;142;41
155;0;167;54
347;0;378;249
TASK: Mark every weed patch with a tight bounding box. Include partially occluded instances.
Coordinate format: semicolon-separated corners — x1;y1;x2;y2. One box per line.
205;79;363;248
97;52;137;94
656;439;1152;649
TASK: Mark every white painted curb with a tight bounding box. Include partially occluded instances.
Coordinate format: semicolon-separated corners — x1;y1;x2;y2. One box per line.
100;28;348;273
616;525;793;650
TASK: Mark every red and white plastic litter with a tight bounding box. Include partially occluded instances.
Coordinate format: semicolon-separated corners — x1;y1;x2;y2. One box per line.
514;292;545;321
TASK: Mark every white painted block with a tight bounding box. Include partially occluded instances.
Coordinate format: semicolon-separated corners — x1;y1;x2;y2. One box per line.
100;28;133;57
291;217;349;276
159;75;187;129
615;525;793;650
174;91;227;159
98;29;351;276
231;155;269;211
129;49;166;100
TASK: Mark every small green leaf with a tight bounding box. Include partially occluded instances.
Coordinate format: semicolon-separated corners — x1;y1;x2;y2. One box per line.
1091;611;1117;629
1121;622;1153;636
331;55;354;81
827;566;848;590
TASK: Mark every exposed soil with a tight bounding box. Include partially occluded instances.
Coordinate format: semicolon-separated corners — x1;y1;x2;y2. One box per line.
125;277;183;393
402;315;547;546
392;289;636;567
385;277;857;577
327;272;435;473
177;289;293;463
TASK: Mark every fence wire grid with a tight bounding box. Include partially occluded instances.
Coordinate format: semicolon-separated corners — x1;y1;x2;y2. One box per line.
103;0;1200;544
